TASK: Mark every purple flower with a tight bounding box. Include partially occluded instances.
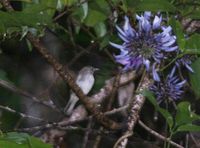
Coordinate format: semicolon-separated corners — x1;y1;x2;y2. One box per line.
110;12;178;81
175;55;194;73
150;67;186;103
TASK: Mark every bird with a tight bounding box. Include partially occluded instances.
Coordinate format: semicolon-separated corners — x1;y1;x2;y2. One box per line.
64;66;98;115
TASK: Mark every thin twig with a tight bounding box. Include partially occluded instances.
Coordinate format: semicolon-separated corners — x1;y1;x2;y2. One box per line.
93;126;104;148
0;105;46;122
0;79;61;113
138;120;184;148
16;104;128;133
82;117;93;148
189;133;200;147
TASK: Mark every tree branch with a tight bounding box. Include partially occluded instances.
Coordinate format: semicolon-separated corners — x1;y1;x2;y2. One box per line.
114;72;152;148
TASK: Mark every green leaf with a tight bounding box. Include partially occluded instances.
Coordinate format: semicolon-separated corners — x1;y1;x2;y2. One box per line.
20;26;29;40
142;90;174;128
126;0;140;9
169;18;185;51
27;1;57;18
0;22;6;33
0;11;21;28
95;0;111;15
175;102;200;127
188;9;200;19
120;0;128;13
94;22;107;37
0;132;52;148
0;3;54;35
56;0;78;11
177;124;200;132
185;34;200;52
0;140;28;148
10;0;32;2
28;136;52;148
99;34;110;50
65;0;78;6
84;9;107;27
1;132;29;144
81;1;88;21
189;58;200;98
135;0;176;12
22;3;53;13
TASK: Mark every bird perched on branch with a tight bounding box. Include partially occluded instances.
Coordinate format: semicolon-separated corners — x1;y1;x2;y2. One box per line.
64;66;98;115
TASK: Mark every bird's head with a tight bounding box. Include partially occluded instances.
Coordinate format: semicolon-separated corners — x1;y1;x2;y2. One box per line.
79;66;99;75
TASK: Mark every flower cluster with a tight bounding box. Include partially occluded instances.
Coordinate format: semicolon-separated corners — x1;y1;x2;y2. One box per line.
110;12;178;81
176;55;194;73
111;12;193;102
150;67;186;103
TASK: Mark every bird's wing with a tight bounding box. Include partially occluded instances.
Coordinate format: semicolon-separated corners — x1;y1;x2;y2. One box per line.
76;75;94;94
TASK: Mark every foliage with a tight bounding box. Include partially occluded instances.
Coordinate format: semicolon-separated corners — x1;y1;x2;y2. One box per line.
0;132;52;148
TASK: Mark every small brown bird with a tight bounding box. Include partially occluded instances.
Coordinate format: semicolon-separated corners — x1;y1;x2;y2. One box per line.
64;66;98;115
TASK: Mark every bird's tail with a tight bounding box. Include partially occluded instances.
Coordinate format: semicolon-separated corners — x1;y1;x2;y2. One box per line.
64;94;79;115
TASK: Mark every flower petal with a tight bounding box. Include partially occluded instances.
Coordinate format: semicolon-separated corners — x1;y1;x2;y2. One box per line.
143;59;150;71
144;11;151;20
161;46;178;52
153;16;162;29
152;63;160;82
109;42;124;49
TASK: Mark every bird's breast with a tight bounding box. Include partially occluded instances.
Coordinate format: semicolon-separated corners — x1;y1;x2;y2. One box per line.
77;75;94;94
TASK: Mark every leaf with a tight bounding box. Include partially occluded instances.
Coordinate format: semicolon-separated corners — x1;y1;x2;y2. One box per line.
186;35;200;96
0;12;21;28
188;9;200;19
189;58;200;98
169;18;185;51
0;132;52;148
10;0;32;2
126;0;140;9
84;9;107;27
177;124;200;132
65;0;78;6
28;136;52;148
0;140;28;148
20;26;29;40
185;34;200;52
142;90;174;128
57;0;78;11
175;102;200;127
94;22;107;37
81;0;88;21
95;0;111;15
99;34;110;50
0;3;54;35
1;132;29;144
135;0;176;12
